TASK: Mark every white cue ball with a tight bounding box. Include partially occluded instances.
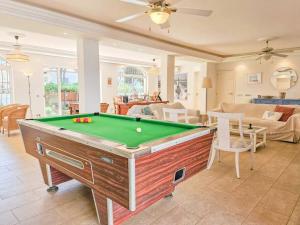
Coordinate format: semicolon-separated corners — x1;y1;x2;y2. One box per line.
136;127;142;133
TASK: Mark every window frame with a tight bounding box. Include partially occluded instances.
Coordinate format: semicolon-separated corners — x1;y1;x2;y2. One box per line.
0;58;12;106
117;66;148;97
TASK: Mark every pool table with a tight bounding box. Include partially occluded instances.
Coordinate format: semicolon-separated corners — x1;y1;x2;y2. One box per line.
19;113;215;225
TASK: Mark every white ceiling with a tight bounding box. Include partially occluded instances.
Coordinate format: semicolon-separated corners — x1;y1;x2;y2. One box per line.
15;0;300;56
0;26;200;66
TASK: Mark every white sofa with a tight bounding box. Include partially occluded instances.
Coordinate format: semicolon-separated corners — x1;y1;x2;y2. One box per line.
126;102;201;124
213;103;300;143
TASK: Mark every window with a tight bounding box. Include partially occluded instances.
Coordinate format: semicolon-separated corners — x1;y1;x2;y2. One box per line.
117;66;147;97
0;58;11;106
44;68;78;116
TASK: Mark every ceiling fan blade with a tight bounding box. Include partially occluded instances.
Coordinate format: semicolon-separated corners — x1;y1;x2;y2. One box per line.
167;0;184;5
149;0;162;3
271;52;288;58
176;8;213;16
160;20;170;29
256;56;263;61
120;0;148;6
116;12;145;23
272;48;299;53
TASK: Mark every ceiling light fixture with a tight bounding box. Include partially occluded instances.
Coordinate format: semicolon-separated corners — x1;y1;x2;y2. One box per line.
6;35;30;62
149;8;170;25
148;58;160;76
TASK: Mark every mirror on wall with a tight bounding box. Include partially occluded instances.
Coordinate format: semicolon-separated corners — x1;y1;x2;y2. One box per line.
271;67;298;91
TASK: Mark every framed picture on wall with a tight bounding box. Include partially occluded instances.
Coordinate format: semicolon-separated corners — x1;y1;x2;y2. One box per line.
107;77;112;86
247;72;262;84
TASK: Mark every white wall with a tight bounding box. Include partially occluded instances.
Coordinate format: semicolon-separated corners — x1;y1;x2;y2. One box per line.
216;55;300;105
100;62;119;113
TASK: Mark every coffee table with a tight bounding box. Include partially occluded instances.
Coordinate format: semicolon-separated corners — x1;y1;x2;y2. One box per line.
230;125;267;152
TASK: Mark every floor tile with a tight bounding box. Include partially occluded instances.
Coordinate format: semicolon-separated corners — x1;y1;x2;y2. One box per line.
259;188;299;216
0;211;18;225
243;204;289;225
150;206;200;225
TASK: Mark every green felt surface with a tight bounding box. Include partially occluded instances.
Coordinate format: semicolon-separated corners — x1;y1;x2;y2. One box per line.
36;114;198;148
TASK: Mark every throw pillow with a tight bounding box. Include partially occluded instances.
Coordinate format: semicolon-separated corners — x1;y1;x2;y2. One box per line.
142;107;154;116
262;111;283;121
274;106;295;122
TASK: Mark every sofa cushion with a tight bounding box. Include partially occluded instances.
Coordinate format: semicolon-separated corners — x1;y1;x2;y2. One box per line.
126;105;145;116
221;103;275;118
142;106;154;116
243;117;285;130
176;115;199;124
149;102;187;120
262;111;283;121
275;105;295;122
148;103;169;120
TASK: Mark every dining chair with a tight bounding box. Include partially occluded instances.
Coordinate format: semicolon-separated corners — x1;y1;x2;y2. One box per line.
163;108;188;123
207;111;254;178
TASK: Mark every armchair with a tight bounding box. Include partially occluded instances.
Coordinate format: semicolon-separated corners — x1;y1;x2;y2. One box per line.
0;104;20;128
2;105;29;136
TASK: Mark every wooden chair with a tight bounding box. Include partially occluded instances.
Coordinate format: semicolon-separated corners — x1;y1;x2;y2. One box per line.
0;104;20;128
207;111;254;178
163;108;188;123
100;103;109;113
69;103;79;115
113;96;122;114
2;105;29;136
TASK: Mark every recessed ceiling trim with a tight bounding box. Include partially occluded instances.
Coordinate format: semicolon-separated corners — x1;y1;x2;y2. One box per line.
0;0;222;62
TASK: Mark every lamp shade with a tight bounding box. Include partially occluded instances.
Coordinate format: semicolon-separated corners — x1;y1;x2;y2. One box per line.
6;45;29;62
149;9;170;25
202;77;212;88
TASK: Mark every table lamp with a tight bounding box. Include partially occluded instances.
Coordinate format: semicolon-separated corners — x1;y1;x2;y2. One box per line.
202;77;212;112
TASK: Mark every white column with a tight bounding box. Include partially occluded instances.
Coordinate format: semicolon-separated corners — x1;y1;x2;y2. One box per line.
160;55;175;102
77;38;100;113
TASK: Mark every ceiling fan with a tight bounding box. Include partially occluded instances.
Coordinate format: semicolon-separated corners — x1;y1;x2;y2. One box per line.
116;0;212;29
255;40;289;61
229;39;298;61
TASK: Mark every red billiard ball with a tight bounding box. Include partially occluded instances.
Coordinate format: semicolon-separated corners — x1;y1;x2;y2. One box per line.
76;118;81;123
83;117;89;123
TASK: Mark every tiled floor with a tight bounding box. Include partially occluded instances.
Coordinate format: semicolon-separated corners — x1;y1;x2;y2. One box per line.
0;133;299;225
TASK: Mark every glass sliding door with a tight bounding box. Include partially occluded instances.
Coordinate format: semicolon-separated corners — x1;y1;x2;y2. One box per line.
60;68;78;115
44;68;59;116
44;68;78;116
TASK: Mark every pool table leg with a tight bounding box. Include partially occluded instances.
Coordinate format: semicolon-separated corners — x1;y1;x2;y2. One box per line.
39;161;72;192
164;193;174;198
